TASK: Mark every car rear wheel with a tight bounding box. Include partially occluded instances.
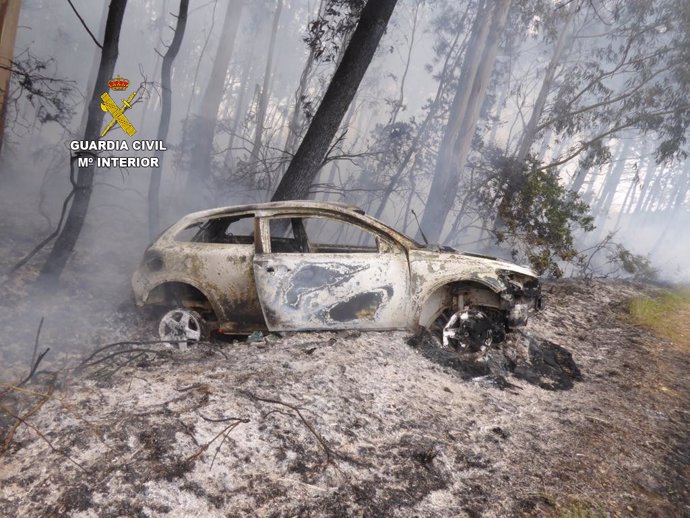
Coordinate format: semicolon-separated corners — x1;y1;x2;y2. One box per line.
158;308;207;349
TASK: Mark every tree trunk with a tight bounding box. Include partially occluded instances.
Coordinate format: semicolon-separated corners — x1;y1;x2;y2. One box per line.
186;0;243;188
593;140;631;218
284;0;327;158
250;0;283;160
418;0;512;243
372;20;467;220
224;49;255;169
650;160;689;254
387;0;421;126
148;0;189;240
38;0;128;287
271;0;399;202
515;9;574;163
0;0;21;154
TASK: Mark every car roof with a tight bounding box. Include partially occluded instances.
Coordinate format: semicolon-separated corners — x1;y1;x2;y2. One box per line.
168;201;420;249
184;200;366;220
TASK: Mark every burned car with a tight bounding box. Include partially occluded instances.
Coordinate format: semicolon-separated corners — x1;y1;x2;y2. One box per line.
132;201;542;350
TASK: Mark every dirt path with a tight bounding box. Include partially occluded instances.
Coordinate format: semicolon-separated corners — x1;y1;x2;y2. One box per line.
1;280;688;517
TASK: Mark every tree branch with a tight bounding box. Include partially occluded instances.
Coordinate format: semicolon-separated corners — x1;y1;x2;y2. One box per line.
66;0;103;49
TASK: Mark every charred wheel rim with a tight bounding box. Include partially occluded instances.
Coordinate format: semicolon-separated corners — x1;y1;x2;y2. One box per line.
435;308;494;352
159;308;204;347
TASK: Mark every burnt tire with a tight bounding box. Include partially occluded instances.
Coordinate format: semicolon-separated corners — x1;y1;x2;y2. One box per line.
431;307;503;352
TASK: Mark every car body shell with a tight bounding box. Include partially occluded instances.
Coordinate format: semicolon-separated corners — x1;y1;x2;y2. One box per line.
132;201;541;334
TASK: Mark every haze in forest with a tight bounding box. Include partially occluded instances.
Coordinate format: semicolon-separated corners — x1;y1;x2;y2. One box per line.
0;0;688;297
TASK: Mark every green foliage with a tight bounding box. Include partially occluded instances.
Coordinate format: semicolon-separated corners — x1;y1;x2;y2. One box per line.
478;150;594;276
574;233;658;281
608;244;658;281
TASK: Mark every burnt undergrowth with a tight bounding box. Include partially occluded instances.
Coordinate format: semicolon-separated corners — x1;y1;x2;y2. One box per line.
408;327;582;391
1;280;688;517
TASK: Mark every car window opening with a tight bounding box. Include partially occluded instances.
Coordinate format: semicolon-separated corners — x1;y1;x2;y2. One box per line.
177;215;255;244
268;216;380;254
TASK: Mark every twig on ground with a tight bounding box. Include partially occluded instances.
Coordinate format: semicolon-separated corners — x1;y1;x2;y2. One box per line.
186;417;249;466
0;320;52;401
240;390;337;464
1;404;87;472
1;384;53;451
30;317;44;370
0;384;114;452
79;348;169;370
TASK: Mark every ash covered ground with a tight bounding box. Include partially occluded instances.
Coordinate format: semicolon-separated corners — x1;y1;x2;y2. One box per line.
1;280;688;517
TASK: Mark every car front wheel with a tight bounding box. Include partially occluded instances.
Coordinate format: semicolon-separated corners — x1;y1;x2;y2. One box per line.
431;307;502;352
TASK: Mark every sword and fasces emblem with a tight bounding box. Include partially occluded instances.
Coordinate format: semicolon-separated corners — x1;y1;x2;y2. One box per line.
100;76;137;137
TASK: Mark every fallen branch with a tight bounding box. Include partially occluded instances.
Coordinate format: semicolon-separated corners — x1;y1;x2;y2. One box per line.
0;318;51;400
0;404;87;472
240;391;336;464
186;417;249;467
0;384;113;453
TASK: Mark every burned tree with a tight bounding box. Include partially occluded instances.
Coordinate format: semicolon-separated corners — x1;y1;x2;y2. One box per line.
0;0;21;152
38;0;128;288
271;0;399;202
148;0;190;240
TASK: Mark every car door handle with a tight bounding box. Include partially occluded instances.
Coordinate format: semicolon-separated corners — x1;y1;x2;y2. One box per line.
266;266;275;273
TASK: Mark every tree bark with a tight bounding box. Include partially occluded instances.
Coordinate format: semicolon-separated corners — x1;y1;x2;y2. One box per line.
148;0;189;240
0;0;21;154
418;0;512;243
73;2;109;136
271;0;399;202
38;0;128;287
185;0;243;188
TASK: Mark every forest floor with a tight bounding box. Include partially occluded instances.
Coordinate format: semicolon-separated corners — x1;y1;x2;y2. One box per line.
1;274;688;517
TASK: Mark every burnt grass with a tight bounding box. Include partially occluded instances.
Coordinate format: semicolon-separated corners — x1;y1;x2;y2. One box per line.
0;279;689;517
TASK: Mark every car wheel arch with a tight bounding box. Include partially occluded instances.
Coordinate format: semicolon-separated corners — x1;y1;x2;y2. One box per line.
417;279;503;328
144;280;220;320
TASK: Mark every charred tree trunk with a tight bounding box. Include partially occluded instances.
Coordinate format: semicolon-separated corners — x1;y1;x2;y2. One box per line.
37;0;128;287
185;0;242;189
250;0;283;161
418;0;511;243
76;2;110;135
148;0;189;240
271;0;399;202
0;0;21;154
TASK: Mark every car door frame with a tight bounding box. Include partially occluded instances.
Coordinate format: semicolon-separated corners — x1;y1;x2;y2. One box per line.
252;210;413;331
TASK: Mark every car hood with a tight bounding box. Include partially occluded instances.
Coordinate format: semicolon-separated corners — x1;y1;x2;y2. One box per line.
411;246;538;280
